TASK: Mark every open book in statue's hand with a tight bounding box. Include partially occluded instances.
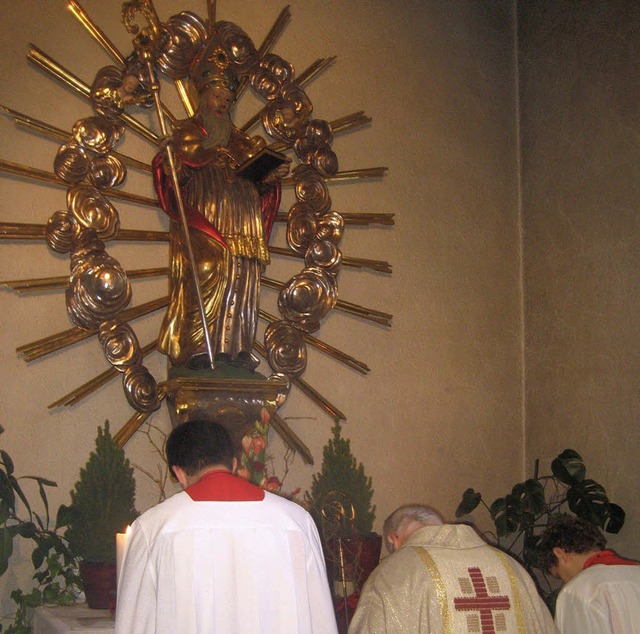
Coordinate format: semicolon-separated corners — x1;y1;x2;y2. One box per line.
236;147;289;183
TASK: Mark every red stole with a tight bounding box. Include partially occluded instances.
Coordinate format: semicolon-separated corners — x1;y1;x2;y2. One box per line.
185;470;265;502
583;549;640;569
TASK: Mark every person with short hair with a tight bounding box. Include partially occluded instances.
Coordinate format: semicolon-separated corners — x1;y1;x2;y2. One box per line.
349;503;558;633
115;420;337;633
537;515;640;633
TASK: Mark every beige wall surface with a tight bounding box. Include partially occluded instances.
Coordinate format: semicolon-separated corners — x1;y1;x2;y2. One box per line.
0;0;523;607
519;0;640;558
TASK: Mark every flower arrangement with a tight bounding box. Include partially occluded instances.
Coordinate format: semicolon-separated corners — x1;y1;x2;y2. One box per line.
238;407;300;498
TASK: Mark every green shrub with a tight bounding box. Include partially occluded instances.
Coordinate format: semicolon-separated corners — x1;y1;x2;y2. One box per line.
62;422;138;564
305;423;375;536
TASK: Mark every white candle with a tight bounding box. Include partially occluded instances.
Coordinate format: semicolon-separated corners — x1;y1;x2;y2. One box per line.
116;525;131;587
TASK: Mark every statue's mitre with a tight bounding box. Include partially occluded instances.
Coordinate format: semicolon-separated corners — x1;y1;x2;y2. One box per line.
190;32;239;94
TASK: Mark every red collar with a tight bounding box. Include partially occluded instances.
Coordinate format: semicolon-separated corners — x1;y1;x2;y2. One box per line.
185;470;265;502
583;549;640;569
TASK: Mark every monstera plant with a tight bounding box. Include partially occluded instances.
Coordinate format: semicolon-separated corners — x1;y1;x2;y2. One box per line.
455;448;625;603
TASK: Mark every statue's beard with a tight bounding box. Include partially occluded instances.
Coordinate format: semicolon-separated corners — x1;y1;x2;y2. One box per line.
199;102;232;149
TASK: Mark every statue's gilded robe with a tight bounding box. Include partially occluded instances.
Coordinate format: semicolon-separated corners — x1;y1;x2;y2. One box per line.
153;119;280;366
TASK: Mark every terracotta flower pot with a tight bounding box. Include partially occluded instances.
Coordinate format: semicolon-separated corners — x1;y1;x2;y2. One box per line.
79;560;117;609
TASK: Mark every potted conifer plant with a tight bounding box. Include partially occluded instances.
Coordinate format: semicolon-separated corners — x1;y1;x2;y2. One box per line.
61;422;138;609
304;423;381;598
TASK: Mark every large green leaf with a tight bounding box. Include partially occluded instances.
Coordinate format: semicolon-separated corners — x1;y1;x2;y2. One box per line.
511;479;546;516
45;555;62;578
603;503;626;534
0;471;16;512
0;499;10;525
455;488;482;517
58;590;79;605
23;476;56;488
43;583;61;603
0;526;14;576
566;479;609;525
8;476;31;518
551;449;586;485
24;476;56;526
16;522;36;539
31;545;45;569
55;504;74;530
0;451;14;476
22;588;43;608
37;482;51;529
490;494;522;537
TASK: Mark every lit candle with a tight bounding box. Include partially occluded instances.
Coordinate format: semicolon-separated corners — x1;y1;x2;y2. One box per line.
116;525;131;586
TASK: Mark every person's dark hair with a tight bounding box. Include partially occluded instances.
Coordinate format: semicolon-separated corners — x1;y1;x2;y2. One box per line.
537;516;607;571
166;420;234;477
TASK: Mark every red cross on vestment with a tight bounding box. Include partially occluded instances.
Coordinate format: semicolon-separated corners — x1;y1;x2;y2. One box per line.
453;567;511;633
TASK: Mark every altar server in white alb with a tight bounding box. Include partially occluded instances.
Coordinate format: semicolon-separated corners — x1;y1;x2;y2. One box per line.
115;420;338;634
537;515;640;634
349;504;558;634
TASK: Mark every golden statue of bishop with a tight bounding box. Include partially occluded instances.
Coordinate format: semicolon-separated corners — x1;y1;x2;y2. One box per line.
153;32;289;371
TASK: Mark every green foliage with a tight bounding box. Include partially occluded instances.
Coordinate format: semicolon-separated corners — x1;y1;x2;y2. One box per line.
62;422;138;564
305;423;375;535
0;424;82;633
455;449;625;603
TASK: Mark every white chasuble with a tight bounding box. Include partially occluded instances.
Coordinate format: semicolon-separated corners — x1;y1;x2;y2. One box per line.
349;524;558;634
412;544;542;633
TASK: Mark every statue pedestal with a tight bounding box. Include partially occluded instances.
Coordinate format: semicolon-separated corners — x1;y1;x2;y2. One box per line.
161;372;289;446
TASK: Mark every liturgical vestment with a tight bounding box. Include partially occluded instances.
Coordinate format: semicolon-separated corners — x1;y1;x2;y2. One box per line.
115;471;338;634
349;524;558;634
555;560;640;634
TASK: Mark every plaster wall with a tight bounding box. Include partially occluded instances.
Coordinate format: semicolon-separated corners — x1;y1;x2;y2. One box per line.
519;0;640;558
0;0;522;604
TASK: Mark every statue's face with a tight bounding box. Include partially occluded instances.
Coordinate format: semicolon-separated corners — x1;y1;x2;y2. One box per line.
203;84;234;119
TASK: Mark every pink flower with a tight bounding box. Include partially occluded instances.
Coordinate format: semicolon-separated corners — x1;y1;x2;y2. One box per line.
241;435;252;456
263;476;282;492
260;407;270;426
236;466;251;481
251;434;267;456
